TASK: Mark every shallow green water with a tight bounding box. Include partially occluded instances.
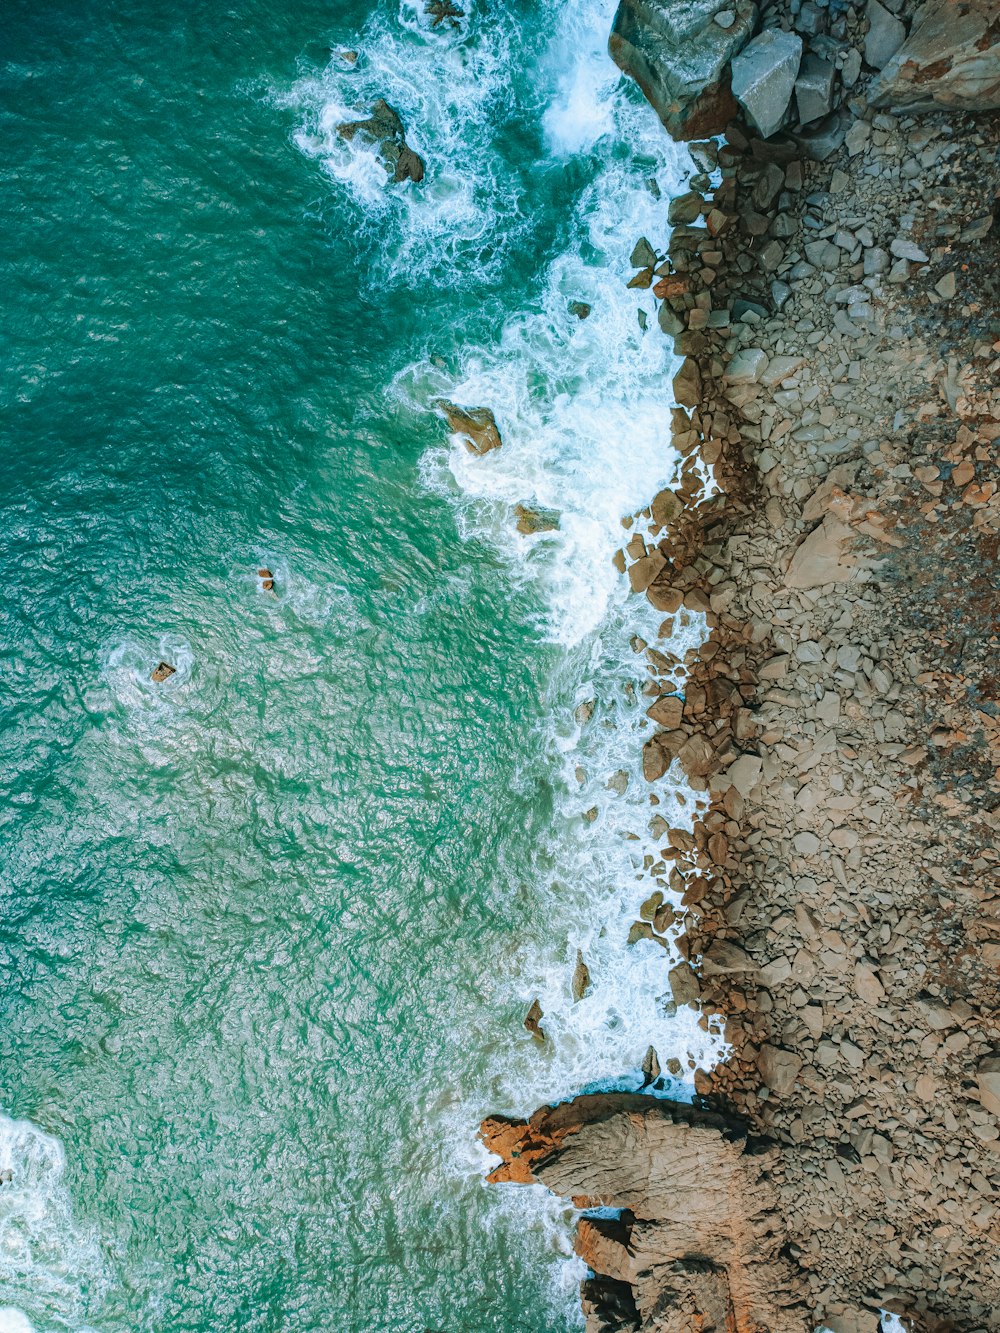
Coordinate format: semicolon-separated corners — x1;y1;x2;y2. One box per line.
0;3;709;1330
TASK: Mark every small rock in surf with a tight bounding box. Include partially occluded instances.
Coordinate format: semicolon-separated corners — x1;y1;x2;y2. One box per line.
151;661;176;683
258;567;275;593
432;399;502;455
337;99;425;184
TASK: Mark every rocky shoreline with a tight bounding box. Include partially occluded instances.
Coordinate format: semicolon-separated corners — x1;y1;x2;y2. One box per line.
482;2;1000;1329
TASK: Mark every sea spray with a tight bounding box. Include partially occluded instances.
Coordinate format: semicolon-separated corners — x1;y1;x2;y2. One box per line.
0;1112;105;1332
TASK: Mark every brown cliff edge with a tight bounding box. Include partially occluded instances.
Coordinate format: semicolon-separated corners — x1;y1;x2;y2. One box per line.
482;1;1000;1330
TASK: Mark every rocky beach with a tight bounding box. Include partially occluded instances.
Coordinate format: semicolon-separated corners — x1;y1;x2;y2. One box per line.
483;2;1000;1330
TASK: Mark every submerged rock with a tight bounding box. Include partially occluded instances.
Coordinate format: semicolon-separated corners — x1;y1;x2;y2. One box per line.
609;0;757;140
432;399;502;455
337;98;425;183
514;503;560;534
569;300;592;319
151;661;176;683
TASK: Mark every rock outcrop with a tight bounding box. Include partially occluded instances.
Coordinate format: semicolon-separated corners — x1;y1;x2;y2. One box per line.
869;0;1000;112
432;400;503;455
481;1094;809;1332
337;99;425;183
608;0;756;140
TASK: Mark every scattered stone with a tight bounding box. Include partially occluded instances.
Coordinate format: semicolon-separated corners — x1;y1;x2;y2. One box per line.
977;1056;1000;1116
795;54;836;126
890;236;928;263
641;1045;661;1086
669;960;701;1006
151;662;176;683
433;400;502;455
730;29;804;139
725;348;769;384
629;237;657;269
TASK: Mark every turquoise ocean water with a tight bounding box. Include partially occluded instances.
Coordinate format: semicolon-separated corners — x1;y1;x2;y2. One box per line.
0;2;716;1329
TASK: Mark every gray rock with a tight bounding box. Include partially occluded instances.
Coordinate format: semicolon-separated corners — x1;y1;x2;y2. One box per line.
337;99;425;183
869;0;1000;112
841;47;863;87
630;236;657;268
770;279;792;309
795;1;827;37
864;0;906;71
609;0;757;140
714;9;736;27
758;1044;802;1096
890;237;928;262
668;960;701;1006
730;28;803;138
795;54;836;126
794;107;849;160
667;190;704;224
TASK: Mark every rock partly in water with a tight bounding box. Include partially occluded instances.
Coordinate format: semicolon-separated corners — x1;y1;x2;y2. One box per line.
609;0;757;141
730;28;803;138
514;504;560;535
569;300;592;319
151;661;176;683
864;0;907;70
432;399;502;455
868;0;1000;112
337;98;426;183
425;0;464;29
480;1093;808;1331
258;566;275;593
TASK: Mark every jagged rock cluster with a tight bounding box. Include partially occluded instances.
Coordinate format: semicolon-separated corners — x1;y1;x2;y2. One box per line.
610;0;1000;150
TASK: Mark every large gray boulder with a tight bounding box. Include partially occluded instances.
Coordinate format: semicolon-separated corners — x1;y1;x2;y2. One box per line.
864;0;906;70
869;0;1000;112
609;0;757;140
730;28;803;137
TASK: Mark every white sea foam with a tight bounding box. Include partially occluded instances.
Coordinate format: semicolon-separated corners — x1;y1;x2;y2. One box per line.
0;1112;105;1332
277;3;518;284
291;0;723;1309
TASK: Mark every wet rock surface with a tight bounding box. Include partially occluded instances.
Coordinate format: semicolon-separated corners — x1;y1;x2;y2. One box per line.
432;399;503;455
336;98;425;183
481;1094;809;1332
